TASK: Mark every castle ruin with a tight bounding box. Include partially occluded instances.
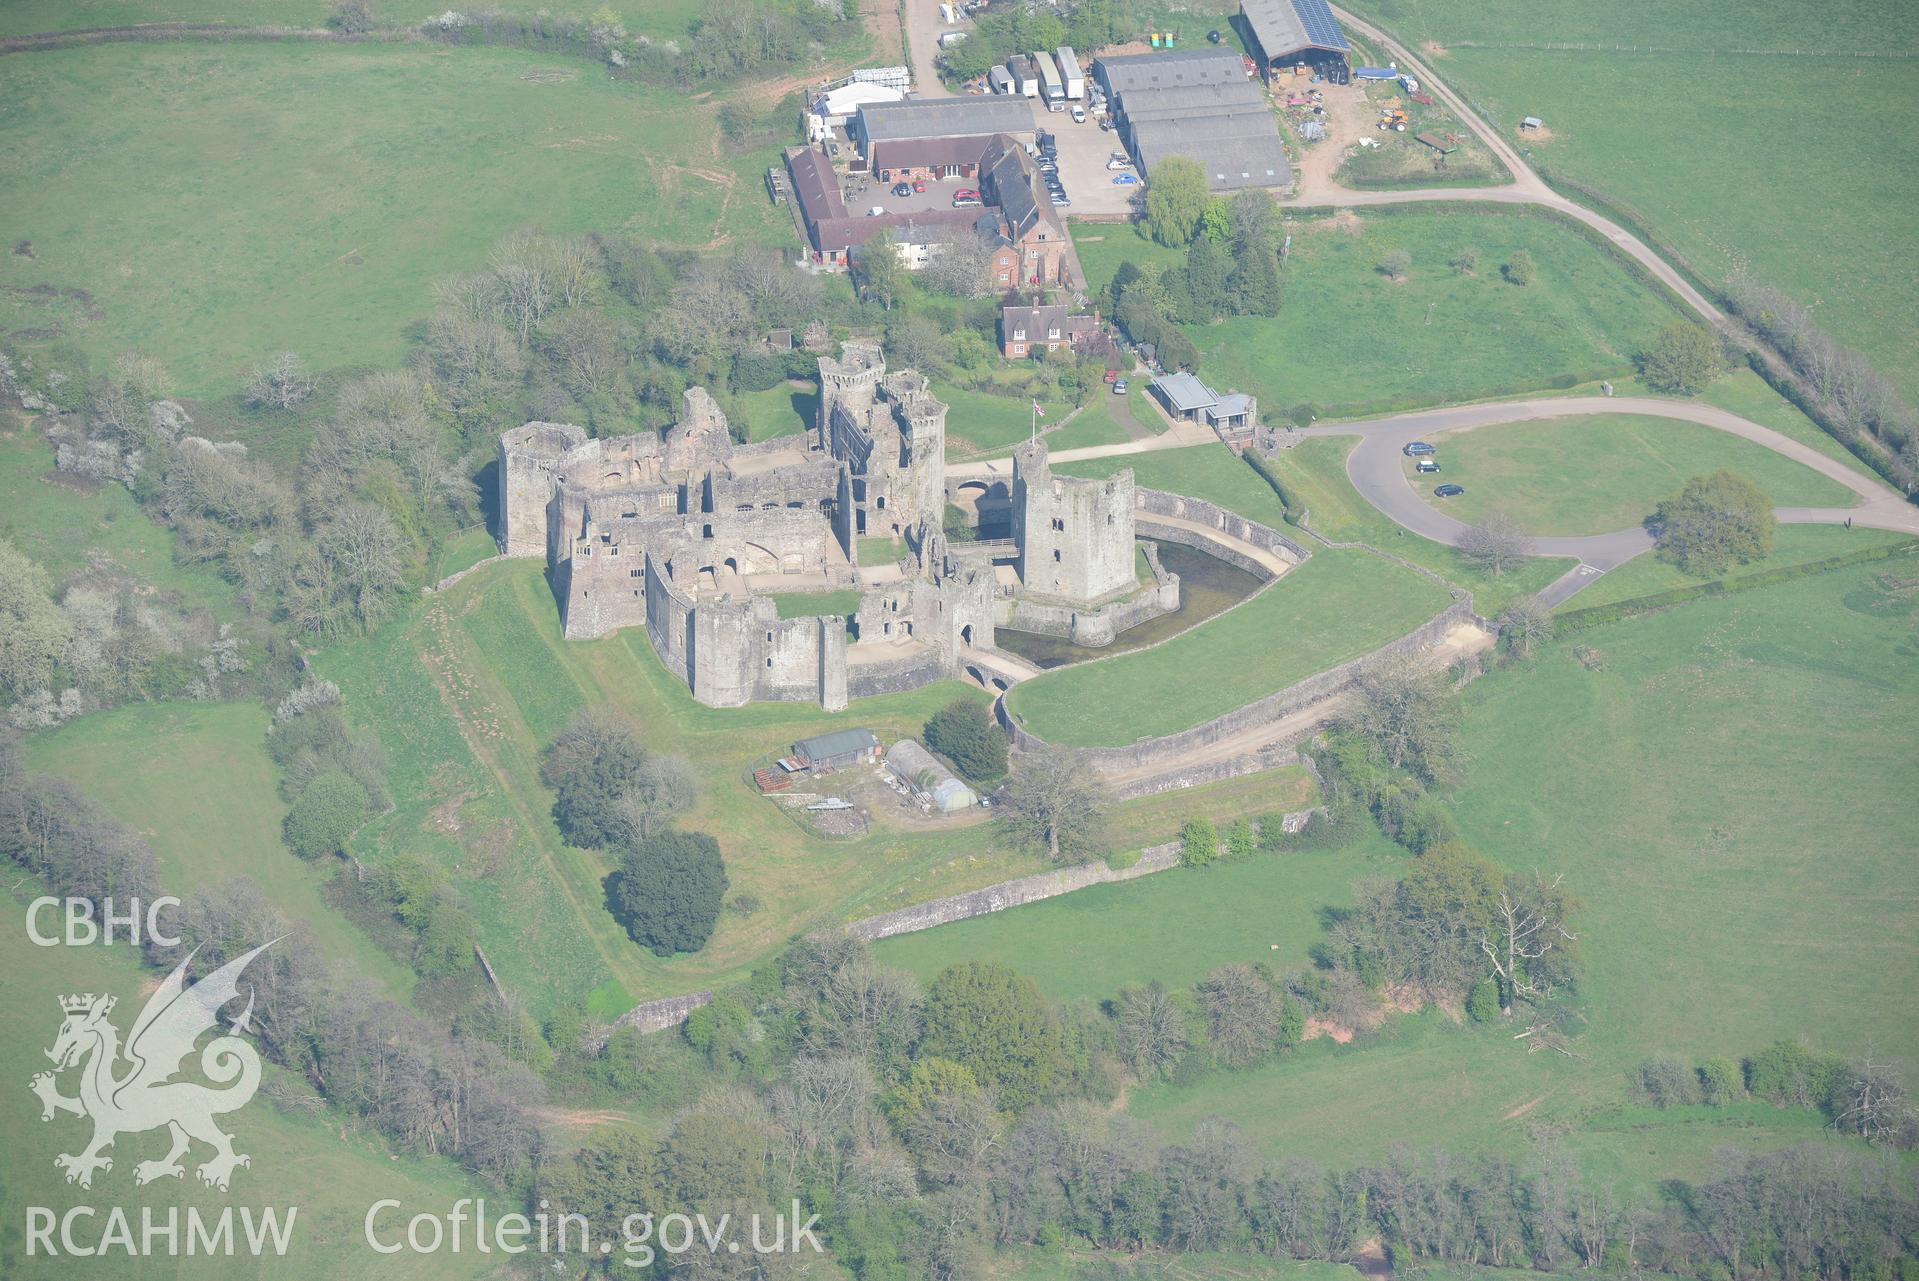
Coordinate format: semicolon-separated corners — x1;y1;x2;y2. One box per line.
500;342;1177;710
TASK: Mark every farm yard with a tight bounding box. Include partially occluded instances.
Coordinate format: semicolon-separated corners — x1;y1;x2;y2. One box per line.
1412;411;1860;535
1074;206;1686;419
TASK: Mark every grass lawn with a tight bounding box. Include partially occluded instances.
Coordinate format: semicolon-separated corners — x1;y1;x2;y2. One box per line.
1347;0;1919;398
1126;558;1919;1181
0;431;240;615
1258;436;1574;616
1003;548;1453;747
733;381;815;444
942;385;1069;455
1059;441;1291;526
857;533;906;566
771;588;862;618
0;926;485;1281
0;42;790;396
1021;400;1135;455
1072;206;1684;418
1563;526;1917;613
1416;412;1859;535
1692;368;1886;484
879;807;1390;1005
24;701;420;1002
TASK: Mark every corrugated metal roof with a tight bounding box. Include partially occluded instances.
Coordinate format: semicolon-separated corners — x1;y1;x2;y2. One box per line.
1094;47;1247;94
857;97;1035;143
1131;121;1292;190
885;740;977;812
1115;79;1266;121
795;727;879;760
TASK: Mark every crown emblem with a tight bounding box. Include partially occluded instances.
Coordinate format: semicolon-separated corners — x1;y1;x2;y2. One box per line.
60;993;113;1015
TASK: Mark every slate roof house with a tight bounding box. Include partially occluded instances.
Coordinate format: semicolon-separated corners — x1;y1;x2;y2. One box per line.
999;299;1097;358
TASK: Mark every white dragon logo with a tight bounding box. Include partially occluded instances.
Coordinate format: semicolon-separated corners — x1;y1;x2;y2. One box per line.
29;940;276;1192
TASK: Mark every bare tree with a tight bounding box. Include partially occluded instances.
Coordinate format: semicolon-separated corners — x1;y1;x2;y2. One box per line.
1498;595;1555;659
542;234;600;309
315;504;409;630
1340;653;1458;779
1113;982;1188;1079
997;748;1111;862
1479;872;1578;1016
1198;963;1281;1066
1458;511;1532;577
1829;1056;1910;1144
538;308;625;398
246;351;315;410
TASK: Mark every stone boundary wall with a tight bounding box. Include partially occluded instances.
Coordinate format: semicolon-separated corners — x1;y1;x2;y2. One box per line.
1135;488;1308;564
425;553;508;594
1109;742;1303;801
847;841;1185;941
1001;599;1483;776
588;990;714;1049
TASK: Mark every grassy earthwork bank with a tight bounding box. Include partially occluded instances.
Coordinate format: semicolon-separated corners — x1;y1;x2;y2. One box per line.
0;41;790;396
1072;206;1684;418
1002;547;1454;748
0;925;484;1281
1119;559;1919;1179
1349;0;1919;398
1412;411;1859;535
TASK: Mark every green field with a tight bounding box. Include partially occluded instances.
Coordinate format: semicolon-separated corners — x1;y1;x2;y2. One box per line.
1003;548;1454;747
0;926;486;1281
1563;525;1916;613
0;42;788;395
25;702;422;1001
1350;0;1919;399
771;588;863;618
1122;560;1919;1176
1073;207;1684;417
0;0;718;42
734;381;815;443
879;822;1400;1003
0;432;240;615
1258;434;1575;616
941;386;1071;454
1059;440;1291;524
1418;412;1859;535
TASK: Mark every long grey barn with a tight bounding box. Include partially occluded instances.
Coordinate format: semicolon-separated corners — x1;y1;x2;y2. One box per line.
1240;0;1352;81
1094;48;1291;191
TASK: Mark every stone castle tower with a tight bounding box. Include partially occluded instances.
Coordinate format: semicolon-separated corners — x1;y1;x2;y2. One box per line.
1012;437;1137;606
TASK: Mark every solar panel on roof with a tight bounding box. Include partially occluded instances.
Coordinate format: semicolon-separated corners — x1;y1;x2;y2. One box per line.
1291;0;1350;51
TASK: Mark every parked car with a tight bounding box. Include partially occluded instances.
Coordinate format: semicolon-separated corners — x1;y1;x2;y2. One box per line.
1112;379;1129;395
890;181;912;197
866;206;886;217
1071;105;1086;123
1102;368;1120;383
1415;459;1441;473
1403;441;1436;456
1433;483;1464;498
911;178;926;193
1050;193;1072;206
1106;156;1133;171
1112;174;1138;185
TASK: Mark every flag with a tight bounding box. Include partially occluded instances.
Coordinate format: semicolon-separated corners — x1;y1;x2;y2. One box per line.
1032;401;1046;419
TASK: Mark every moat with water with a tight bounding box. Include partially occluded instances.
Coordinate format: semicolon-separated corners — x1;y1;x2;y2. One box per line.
993;540;1265;669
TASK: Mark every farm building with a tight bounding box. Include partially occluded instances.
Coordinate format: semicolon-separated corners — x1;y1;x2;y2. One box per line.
794;728;881;770
886;739;978;812
1097;49;1290;191
1240;0;1352;83
849;97;1035;162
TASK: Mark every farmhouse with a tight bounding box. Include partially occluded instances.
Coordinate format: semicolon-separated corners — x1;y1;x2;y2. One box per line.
1239;0;1352;83
501;343;1170;709
1096;49;1292;191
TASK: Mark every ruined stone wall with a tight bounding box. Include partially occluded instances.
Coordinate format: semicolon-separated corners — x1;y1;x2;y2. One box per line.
498;421;589;557
847;843;1184;941
846;645;948;699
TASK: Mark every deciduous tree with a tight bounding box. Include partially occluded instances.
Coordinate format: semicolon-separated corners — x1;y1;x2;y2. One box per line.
998;748;1111;862
610;828;729;956
1143;157;1211;247
1639;321;1725;394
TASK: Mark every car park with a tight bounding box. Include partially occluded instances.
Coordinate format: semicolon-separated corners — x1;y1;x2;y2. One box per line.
1433;483;1464;498
1112;174;1137;185
1403;441;1436;456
